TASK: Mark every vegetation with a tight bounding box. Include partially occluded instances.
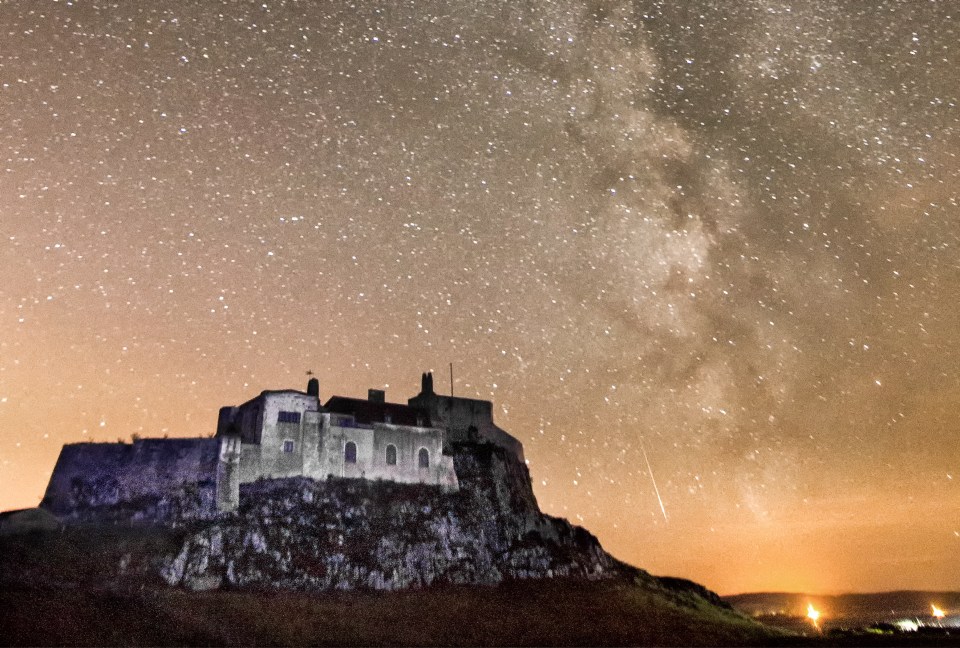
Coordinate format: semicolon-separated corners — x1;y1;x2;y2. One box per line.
0;526;780;647
6;526;954;645
1;578;776;647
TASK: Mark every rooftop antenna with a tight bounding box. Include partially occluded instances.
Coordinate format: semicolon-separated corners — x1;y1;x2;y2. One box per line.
449;362;454;398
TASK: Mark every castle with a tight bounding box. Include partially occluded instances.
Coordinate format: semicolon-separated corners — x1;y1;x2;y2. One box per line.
43;372;523;514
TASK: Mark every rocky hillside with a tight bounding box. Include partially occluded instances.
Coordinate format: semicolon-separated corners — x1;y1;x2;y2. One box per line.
0;441;790;646
161;442;634;591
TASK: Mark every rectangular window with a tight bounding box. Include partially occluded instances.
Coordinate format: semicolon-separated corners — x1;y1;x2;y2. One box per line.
283;440;295;453
277;411;301;424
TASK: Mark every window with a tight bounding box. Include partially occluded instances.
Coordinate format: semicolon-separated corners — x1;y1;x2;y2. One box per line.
344;441;357;464
283;440;295;453
385;444;397;466
418;448;429;469
278;411;301;424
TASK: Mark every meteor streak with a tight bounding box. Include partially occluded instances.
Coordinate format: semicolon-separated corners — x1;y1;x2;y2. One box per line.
640;440;668;523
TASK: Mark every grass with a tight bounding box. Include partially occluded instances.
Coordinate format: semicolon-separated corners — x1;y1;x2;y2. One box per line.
12;524;954;646
1;578;779;647
0;526;785;646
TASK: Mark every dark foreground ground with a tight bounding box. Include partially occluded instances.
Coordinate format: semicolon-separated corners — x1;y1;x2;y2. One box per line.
2;578;776;647
0;523;773;647
3;583;955;648
0;525;953;647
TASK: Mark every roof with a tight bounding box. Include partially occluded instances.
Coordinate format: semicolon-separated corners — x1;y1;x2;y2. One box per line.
233;389;314;409
409;390;493;408
323;396;431;427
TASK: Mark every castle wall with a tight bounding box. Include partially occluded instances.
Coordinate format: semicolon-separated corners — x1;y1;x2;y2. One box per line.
301;410;323;477
43;438;223;515
237;444;263;484
408;393;493;434
366;423;454;487
316;415;457;489
409;392;524;462
321;414;376;479
229;391;322;485
257;417;307;478
43;381;474;518
248;391;318;450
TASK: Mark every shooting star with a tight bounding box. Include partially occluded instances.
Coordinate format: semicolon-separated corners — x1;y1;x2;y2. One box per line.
641;439;668;523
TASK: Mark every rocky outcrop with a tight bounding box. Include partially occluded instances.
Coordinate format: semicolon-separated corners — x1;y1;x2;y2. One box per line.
47;476;218;525
160;443;636;591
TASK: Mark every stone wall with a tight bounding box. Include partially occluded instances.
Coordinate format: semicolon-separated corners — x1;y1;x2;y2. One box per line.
45;387;465;519
319;416;458;489
227;391;323;485
320;414;375;479
42;438;227;520
408;392;524;461
367;423;457;488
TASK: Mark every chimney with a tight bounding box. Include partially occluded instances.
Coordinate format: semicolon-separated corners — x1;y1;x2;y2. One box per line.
421;371;435;395
368;389;385;403
307;378;320;398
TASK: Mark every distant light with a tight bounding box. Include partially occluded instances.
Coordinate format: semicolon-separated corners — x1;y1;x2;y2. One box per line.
807;603;821;629
932;604;946;619
895;619;919;632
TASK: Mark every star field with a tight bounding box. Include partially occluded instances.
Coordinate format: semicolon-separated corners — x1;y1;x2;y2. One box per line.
1;0;958;594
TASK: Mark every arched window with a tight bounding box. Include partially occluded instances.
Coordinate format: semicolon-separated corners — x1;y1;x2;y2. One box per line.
344;441;357;464
385;444;397;466
418;447;430;468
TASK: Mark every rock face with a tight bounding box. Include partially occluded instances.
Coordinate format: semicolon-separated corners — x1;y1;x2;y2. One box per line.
160;442;634;591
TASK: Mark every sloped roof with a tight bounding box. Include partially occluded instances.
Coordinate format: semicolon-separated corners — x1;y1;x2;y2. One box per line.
323;396;431;427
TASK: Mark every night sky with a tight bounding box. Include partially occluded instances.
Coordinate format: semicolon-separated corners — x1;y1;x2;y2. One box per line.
2;0;958;595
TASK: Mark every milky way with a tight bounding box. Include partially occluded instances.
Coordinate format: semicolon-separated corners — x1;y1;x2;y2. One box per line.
1;0;958;594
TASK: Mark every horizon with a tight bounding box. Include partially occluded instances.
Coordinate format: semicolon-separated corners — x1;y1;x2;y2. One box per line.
723;588;960;598
1;1;958;597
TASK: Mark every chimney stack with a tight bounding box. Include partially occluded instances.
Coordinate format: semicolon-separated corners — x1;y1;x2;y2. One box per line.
421;371;435;395
307;377;320;398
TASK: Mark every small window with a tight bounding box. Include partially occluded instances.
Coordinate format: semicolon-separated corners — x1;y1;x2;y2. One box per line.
418;448;429;468
283;440;295;453
278;411;301;424
344;441;357;464
385;444;397;466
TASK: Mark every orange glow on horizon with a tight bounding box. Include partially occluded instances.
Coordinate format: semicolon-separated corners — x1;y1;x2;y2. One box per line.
932;604;945;619
806;603;821;630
